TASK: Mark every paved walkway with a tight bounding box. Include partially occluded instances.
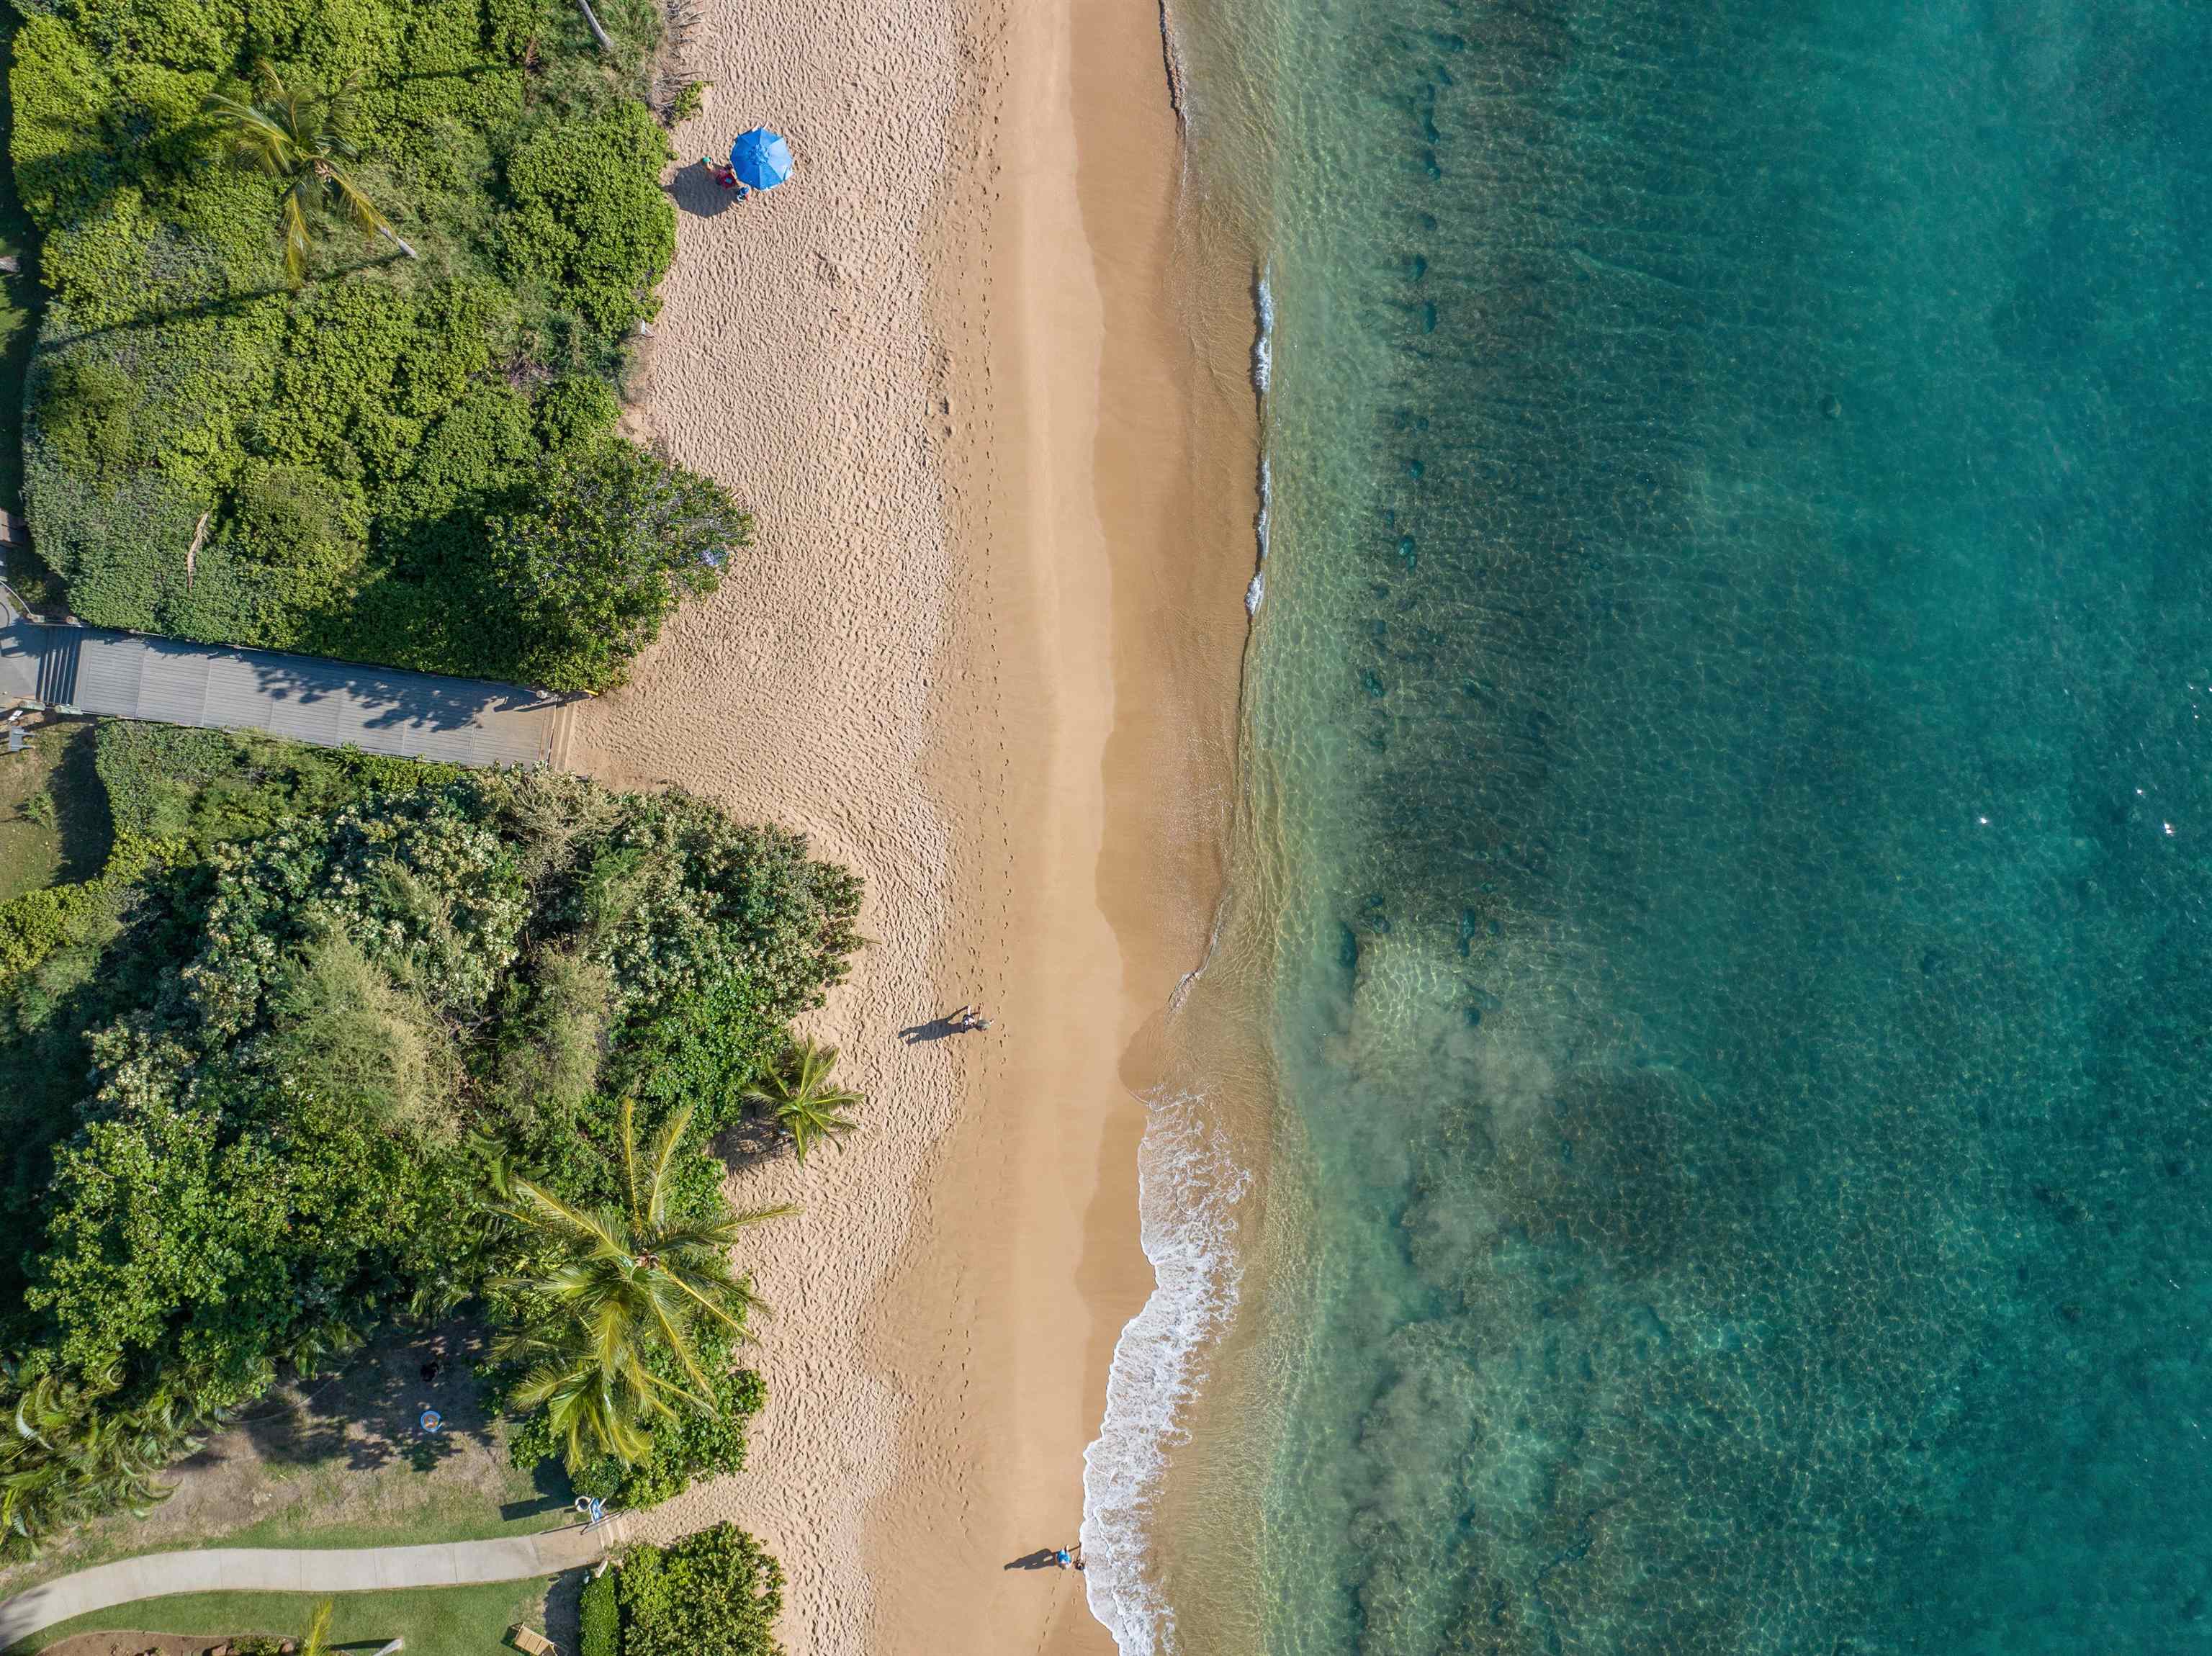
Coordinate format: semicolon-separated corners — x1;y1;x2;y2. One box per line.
0;600;577;770
0;1518;629;1647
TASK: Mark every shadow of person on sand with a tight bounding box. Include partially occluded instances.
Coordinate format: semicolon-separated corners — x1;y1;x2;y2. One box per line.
1004;1547;1082;1572
899;1012;968;1045
670;161;745;218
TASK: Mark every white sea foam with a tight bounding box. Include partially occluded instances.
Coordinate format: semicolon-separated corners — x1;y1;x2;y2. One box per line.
1253;267;1274;395
1081;1089;1254;1656
1248;451;1271;616
1249;270;1274;616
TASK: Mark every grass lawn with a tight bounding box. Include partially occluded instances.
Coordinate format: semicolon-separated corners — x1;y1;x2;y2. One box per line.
223;1495;572;1555
0;720;106;901
7;1578;555;1655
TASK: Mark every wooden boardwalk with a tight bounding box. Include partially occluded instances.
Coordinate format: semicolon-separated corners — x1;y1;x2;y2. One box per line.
0;616;577;769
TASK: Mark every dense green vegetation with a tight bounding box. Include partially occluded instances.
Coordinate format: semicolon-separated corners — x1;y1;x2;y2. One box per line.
615;1523;785;1656
580;1562;621;1656
490;1096;786;1474
9;0;746;690
0;725;862;1560
0;10;40;538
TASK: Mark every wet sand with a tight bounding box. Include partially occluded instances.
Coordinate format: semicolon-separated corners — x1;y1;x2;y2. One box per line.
566;0;1254;1650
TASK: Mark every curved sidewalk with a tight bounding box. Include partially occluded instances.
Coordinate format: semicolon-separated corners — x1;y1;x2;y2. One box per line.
0;1518;628;1648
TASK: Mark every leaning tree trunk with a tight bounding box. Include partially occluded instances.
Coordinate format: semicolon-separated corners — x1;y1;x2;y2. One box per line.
379;227;420;261
575;0;616;53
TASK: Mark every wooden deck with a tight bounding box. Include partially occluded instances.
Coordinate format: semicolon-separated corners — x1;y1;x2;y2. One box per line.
0;618;576;769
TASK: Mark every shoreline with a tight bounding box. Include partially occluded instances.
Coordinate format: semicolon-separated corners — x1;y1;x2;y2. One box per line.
567;0;1256;1652
873;0;1260;1645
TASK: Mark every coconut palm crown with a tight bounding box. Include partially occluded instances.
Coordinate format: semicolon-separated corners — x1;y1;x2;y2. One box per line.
742;1037;863;1165
202;60;418;284
489;1097;788;1468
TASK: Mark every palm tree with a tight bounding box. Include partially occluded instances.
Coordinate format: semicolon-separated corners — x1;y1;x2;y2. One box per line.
742;1038;862;1165
300;1598;336;1656
201;60;418;284
490;1097;789;1467
0;1367;217;1555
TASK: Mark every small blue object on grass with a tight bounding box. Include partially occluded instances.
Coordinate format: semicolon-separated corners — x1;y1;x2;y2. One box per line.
729;127;793;192
419;1409;443;1434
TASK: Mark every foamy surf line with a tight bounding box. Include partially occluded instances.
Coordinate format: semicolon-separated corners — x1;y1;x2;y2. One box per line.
1081;1090;1254;1656
1247;266;1274;616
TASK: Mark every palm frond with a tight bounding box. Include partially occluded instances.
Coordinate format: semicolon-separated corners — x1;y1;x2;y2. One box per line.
301;1599;336;1656
642;1099;696;1228
618;1094;643;1226
503;1178;629;1254
325;166;394;239
280;179;315;284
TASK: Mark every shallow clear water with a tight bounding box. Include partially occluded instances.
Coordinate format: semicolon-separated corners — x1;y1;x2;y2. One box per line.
1093;1;2212;1652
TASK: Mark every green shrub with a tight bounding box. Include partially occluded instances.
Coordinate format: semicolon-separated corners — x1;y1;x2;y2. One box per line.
667;80;707;125
482;439;747;693
580;1565;621;1656
13;0;698;686
616;1524;783;1656
502;102;675;336
387;379;535;524
176;460;373;646
92;721;246;837
0;880;112;984
12;16;119;224
548;1356;766;1510
0;745;862;1556
24;455;211;633
535;374;621;451
612;1367;766;1508
38;355;138;472
485;0;554;62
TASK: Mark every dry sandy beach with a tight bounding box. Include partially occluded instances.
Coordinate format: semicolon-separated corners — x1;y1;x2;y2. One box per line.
565;0;1256;1652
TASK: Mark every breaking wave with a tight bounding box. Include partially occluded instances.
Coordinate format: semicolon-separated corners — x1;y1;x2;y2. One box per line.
1079;1089;1254;1656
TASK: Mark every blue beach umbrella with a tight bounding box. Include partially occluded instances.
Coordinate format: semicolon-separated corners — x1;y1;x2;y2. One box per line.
729;128;793;192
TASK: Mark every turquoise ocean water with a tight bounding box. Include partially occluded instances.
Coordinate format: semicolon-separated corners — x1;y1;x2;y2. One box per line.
1083;1;2212;1653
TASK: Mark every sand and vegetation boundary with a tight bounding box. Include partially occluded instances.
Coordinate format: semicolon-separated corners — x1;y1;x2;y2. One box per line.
9;0;732;694
0;709;858;1656
0;0;1253;1652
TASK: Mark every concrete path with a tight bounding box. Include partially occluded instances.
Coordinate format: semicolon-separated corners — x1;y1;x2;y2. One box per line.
0;604;578;771
0;1518;629;1648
